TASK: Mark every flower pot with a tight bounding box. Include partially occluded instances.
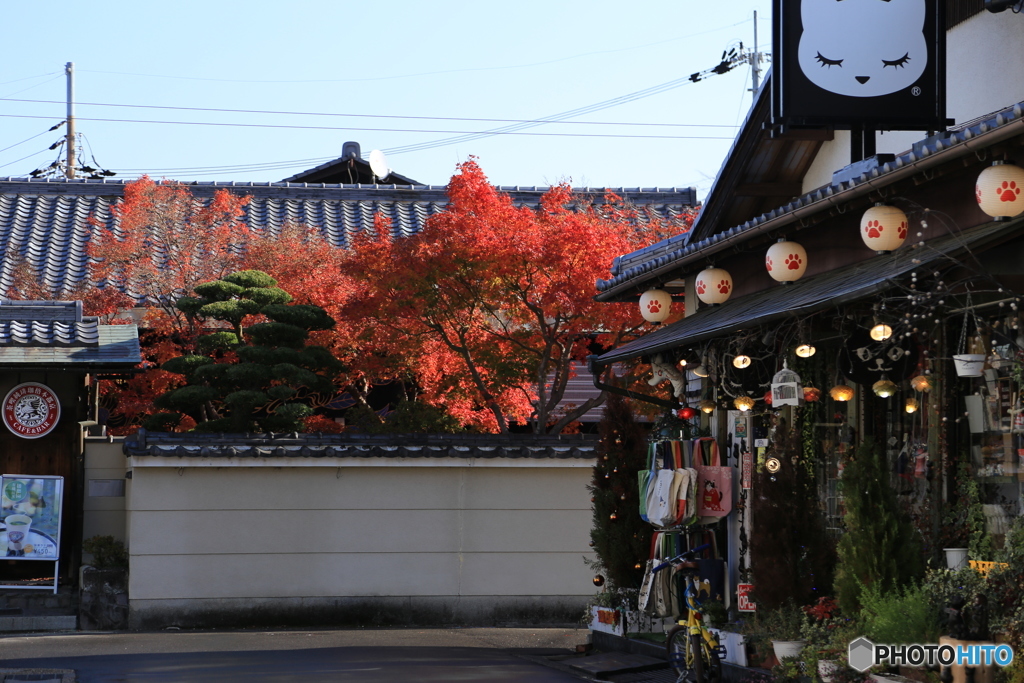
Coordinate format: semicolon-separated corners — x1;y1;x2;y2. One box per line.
772;639;807;661
952;354;986;377
944;547;969;570
819;659;840;683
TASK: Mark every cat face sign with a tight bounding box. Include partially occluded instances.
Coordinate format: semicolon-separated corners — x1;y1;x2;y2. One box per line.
798;0;928;98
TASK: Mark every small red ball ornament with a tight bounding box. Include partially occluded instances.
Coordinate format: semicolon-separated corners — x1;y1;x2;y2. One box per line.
803;387;822;402
678;406;698;420
763;390;773;406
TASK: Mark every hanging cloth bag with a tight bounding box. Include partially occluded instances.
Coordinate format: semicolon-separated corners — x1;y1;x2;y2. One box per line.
694;437;732;517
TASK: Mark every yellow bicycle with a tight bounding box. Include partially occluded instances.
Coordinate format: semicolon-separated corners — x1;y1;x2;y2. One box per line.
661;547;724;683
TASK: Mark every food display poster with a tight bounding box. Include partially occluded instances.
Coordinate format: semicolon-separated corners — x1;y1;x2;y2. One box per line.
1;475;62;560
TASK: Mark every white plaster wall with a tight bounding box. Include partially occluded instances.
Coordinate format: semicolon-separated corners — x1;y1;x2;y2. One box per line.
82;438;127;550
126;461;597;627
802;12;1024;192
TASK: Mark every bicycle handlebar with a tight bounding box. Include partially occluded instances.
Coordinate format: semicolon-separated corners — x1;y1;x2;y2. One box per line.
651;543;711;573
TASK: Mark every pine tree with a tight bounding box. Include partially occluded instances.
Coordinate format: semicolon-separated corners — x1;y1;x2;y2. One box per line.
749;424;836;610
148;270;344;433
834;438;923;614
589;393;652;591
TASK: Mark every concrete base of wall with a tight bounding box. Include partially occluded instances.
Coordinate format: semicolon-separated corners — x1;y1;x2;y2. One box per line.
129;595;591;631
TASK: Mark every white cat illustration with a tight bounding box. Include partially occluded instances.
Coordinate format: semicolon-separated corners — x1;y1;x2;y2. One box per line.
798;0;928;98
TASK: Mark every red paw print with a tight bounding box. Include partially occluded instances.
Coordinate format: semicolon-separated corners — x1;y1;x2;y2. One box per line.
864;220;883;238
717;280;731;294
646;299;662;314
897;221;907;239
696;280;707;295
999;180;1021;203
976;185;983;204
785;253;802;270
766;256;773;272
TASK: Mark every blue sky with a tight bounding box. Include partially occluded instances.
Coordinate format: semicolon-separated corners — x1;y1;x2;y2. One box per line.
0;2;772;197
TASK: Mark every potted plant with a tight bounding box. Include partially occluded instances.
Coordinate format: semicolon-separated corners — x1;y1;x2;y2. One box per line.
761;603;809;662
800;597;846;683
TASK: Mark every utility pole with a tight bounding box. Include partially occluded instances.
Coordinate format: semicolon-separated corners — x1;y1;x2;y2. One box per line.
750;11;762;93
65;62;76;179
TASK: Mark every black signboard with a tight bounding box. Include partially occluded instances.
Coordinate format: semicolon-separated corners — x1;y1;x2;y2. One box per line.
772;0;946;130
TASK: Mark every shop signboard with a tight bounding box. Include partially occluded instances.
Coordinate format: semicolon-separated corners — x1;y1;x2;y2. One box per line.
772;0;946;131
2;475;62;561
737;583;756;612
3;383;61;439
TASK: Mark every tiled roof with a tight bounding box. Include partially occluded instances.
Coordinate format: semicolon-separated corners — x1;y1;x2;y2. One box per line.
595;98;1024;300
123;429;598;460
0;297;140;369
0;178;696;300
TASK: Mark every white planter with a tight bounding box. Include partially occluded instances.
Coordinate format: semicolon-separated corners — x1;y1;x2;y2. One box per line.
944;547;969;570
819;659;840;683
772;639;807;661
953;354;986;377
590;606;623;636
709;629;748;667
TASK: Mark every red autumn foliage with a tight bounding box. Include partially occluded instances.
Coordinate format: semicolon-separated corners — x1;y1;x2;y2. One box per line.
339;158;693;433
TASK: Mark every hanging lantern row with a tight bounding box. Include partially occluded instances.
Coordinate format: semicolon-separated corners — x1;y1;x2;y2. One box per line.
977;161;1024;220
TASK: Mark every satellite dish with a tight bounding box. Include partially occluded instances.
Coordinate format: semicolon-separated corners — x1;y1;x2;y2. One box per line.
368;149;389;181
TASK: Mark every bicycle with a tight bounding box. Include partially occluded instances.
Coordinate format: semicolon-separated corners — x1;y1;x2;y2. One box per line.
656;544;725;683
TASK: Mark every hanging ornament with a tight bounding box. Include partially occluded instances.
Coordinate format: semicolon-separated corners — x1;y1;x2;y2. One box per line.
830;385;855;402
803;387;822;402
678;406;698;420
593;575;605;587
734;396;755;411
872;377;898;398
795;343;816;358
639;288;672;323
905;397;920;413
976;161;1024;219
609;512;617;521
695;268;733;305
770;360;803;407
911;375;932;392
870;323;893;341
699;399;717;414
763;390;773;406
765;239;808;283
860;204;908;253
733;354;752;369
634;563;643;570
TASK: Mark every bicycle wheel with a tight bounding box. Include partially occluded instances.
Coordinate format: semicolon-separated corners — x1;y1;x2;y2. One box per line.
665;627;721;683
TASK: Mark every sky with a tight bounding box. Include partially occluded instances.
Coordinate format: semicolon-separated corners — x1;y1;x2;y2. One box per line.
0;2;773;198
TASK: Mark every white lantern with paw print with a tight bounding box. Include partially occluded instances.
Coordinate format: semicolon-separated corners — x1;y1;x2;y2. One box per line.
976;161;1024;219
860;204;908;253
639;288;672;323
765;239;807;283
694;268;733;305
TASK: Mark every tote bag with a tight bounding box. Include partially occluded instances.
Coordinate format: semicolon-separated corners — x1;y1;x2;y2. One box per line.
694;437;732;517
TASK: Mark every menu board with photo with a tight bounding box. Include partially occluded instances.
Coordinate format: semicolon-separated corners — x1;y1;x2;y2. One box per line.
1;475;62;560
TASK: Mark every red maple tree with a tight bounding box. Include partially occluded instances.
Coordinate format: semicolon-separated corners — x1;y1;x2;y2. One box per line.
340;159;692;433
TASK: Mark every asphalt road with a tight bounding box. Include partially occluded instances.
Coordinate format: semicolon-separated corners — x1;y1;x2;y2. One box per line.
0;627;594;682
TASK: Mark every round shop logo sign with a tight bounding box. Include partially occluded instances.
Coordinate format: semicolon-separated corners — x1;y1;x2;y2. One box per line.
3;383;60;439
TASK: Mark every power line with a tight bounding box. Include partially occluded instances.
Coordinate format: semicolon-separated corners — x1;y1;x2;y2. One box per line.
0;113;736;140
0;97;739;129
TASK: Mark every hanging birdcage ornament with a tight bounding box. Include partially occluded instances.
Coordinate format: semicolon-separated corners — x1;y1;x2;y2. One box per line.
770;360;803;407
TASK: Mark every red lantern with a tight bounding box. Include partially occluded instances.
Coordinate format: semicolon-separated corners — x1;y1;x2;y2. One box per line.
763;390;773;406
678;406;698;420
803;387;822;402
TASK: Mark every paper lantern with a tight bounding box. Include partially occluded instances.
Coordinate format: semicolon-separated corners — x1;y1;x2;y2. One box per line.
872;378;898;398
695;268;733;305
905;397;919;414
699;399;717;414
770;361;803;407
734;396;755;412
860;204;908;253
976;161;1024;219
639;289;672;323
765;240;807;283
910;375;931;392
870;323;893;341
803;387;821;402
795;343;816;358
830;385;855;401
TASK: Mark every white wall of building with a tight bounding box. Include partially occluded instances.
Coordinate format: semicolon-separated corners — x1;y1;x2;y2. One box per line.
82;438;128;554
125;456;597;629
